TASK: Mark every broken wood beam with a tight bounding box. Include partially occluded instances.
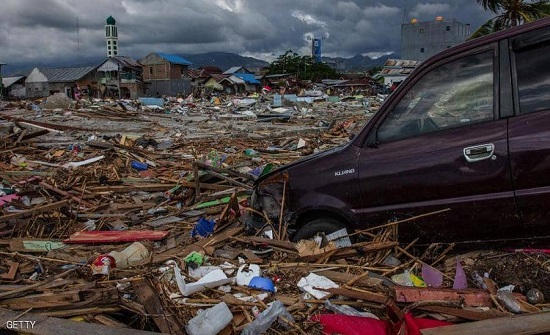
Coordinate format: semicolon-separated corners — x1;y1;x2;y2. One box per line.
421;311;550;335
323;287;388;304
0;307;165;335
39;182;94;208
132;278;184;335
194;161;255;181
417;305;510;321
89;183;177;193
0;268;76;299
0;200;70;223
1;291;80;310
0;262;19;281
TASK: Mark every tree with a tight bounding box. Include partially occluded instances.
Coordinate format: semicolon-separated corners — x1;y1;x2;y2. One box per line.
265;50;338;81
471;0;550;38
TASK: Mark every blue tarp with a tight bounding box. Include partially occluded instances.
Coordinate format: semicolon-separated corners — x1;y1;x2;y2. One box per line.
234;73;260;84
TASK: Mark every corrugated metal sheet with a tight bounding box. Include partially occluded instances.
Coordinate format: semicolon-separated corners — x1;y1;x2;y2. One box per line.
39;66;96;83
157;53;192;66
209;74;228;82
223;66;242;74
113;56;142;70
383;59;421;68
2;76;25;88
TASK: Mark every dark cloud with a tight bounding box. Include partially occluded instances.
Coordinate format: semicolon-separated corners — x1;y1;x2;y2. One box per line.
0;0;494;67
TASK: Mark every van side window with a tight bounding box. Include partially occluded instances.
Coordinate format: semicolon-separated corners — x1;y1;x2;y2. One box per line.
515;41;550;114
377;50;494;143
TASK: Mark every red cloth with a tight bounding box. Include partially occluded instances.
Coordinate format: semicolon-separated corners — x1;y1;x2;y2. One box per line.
312;313;452;335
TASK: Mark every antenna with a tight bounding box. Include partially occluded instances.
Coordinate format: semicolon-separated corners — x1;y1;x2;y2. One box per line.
402;0;409;24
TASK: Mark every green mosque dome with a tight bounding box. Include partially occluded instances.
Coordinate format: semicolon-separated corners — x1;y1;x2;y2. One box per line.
106;16;116;25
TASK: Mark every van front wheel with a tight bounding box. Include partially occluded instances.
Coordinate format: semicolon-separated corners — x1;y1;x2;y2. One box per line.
292;218;348;242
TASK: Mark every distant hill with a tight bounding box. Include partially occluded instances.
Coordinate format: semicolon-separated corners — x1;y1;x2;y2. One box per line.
181;52;270;71
2;52;399;77
322;53;399;71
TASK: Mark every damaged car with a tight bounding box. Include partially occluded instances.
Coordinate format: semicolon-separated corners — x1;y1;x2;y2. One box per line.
247;18;550;246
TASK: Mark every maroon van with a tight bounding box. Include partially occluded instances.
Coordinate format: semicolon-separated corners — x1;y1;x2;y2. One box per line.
246;18;550;246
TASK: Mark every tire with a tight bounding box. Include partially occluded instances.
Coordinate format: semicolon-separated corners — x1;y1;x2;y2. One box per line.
292;218;348;242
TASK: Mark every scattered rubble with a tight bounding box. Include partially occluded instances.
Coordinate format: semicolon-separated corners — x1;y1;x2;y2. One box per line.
0;92;549;335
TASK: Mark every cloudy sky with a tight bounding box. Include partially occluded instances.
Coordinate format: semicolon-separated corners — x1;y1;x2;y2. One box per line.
0;0;492;69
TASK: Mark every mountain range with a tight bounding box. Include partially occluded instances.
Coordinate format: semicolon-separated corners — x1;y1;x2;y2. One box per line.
3;51;398;76
182;51;398;72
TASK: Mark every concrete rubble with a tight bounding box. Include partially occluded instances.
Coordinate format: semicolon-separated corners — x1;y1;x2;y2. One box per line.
0;92;549;335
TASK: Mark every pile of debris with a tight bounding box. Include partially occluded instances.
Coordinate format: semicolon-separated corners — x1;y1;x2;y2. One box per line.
1;94;549;335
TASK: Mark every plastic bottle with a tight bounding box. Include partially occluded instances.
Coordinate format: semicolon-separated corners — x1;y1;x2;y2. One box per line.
186;302;233;335
109;242;149;268
131;161;148;171
241;301;294;335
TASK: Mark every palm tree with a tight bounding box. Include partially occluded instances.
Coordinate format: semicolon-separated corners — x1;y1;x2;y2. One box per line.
471;0;550;38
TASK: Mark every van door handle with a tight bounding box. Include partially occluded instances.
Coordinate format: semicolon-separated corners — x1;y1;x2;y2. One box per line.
463;143;495;162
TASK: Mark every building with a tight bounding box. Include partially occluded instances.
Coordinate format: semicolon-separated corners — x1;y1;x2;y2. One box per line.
2;76;26;99
401;17;471;61
379;59;420;87
139;52;193;96
96;56;143;98
105;16;119;58
223;66;254;75
25;66;97;99
219;73;260;93
188;66;223;91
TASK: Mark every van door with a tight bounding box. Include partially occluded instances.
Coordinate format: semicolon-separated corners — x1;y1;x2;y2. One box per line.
356;47;519;244
508;29;550;241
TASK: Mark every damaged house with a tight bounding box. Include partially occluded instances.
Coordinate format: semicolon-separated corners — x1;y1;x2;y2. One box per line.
140;52;192;96
25;66;97;99
96;56;143;99
379;59;421;87
2;76;26;99
219;66;261;93
188;66;223;91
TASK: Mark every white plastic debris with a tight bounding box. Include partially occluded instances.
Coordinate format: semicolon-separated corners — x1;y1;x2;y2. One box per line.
167;261;234;297
297;273;339;299
236;264;261;286
186;302;233;335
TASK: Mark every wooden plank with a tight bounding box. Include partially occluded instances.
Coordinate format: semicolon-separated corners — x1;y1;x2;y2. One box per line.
1;262;19;280
0;200;69;223
0;307;166;335
64;230;169;244
1;291;81;310
313;270;383;287
324;287;388;304
132;279;184;335
418;305;509;321
89;184;177;193
394;286;494;307
241;249;263;264
421;311;550;335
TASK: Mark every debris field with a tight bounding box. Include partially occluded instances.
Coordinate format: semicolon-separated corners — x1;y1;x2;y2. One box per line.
1;92;549;335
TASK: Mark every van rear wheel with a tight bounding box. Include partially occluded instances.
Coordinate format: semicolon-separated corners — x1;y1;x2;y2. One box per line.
292;218;348;242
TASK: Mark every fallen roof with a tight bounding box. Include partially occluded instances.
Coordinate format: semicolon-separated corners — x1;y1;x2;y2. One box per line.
112;56;143;70
39;66;97;82
2;76;25;88
157;53;192;66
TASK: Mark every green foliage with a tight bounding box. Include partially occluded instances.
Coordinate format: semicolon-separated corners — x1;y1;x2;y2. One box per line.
472;0;550;38
265;50;339;80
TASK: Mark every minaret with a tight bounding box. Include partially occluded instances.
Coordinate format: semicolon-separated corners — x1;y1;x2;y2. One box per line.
105;16;118;57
